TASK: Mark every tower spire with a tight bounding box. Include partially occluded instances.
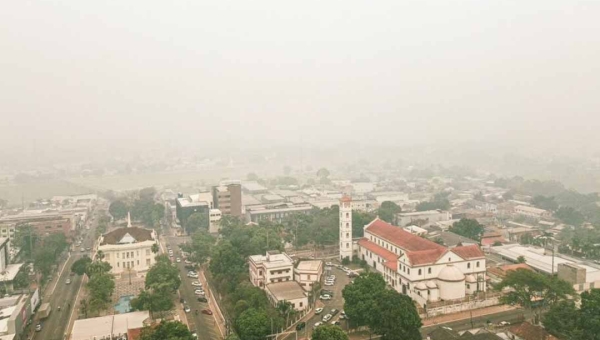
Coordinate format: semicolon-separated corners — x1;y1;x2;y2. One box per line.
339;195;353;261
127;211;132;228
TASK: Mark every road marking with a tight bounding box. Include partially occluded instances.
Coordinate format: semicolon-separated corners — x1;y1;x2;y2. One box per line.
50;252;72;296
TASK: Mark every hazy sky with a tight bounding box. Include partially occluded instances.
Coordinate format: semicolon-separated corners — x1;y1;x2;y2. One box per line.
2;1;600;160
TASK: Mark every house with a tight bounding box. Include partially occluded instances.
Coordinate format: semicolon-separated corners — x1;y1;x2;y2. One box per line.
249;251;294;288
0;293;35;339
265;281;308;312
175;192;212;227
71;311;151;340
507;322;559;340
357;218;486;307
294;260;323;291
0;212;74;243
97;221;158;275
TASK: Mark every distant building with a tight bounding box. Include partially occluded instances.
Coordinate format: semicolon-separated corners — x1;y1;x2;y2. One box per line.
71;311;151;340
242;181;268;194
212;182;242;218
358;218;486;307
514;205;550;219
403;225;428;236
0;237;25;292
175;193;211;227
0;212;74;242
294;260;323;291
265;281;308;312
208;209;222;234
245;203;313;223
97;223;158;275
249;251;294;288
396;210;451;227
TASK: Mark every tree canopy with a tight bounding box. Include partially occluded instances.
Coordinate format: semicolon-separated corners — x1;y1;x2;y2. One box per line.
312;325;348;340
378;201;401;225
342;273;387;328
369;289;422;340
543;289;600;339
416;193;451;212
146;255;181;293
448;218;484;241
185;212;209;234
71;256;92;275
108;200;128;220
235;308;270;340
139;320;194;340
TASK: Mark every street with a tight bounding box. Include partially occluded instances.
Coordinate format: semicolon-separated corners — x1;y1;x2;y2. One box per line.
33;201;103;340
162;228;221;340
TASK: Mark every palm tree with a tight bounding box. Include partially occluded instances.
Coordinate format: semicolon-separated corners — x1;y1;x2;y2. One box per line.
276;301;294;327
96;250;104;261
151;243;159;254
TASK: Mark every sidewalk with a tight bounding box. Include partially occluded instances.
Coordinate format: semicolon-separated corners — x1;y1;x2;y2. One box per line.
421;304;518;327
199;270;226;338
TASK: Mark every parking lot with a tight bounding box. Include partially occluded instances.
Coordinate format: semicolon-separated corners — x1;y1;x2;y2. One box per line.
299;264;355;338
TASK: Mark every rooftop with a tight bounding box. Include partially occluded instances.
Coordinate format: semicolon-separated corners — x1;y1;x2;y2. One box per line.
0;264;25;281
249;252;294;269
296;260;322;272
515;205;548;214
266;281;306;301
242;181;268;192
366;218;446;253
101;227;154;245
71;311;150;340
398;210;446;217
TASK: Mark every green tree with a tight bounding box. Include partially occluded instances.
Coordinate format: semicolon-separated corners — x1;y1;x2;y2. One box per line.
543;300;580;339
85;261;112;278
108;200;128;220
516;256;526;264
449;218;484;241
342;273;386;328
131;289;174;313
139;187;157;202
235;308;270;340
369;289;422;340
312;324;348;340
151;243;159;254
187;230;215;266
226;334;241;340
146;255;181;293
352;211;376;238
532;195;559;212
378;201;401;225
209;241;247;293
185;212;209;234
13;224;38;258
496;269;575;322
139;320;194;340
71;256;92;275
555;206;585;226
13;270;30;289
578;289;600;339
87;272;115;313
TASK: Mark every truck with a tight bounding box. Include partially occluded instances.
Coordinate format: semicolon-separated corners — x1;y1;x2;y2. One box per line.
38;303;52;319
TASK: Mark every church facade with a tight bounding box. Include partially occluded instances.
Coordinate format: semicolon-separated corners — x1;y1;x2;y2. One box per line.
358;218;486;307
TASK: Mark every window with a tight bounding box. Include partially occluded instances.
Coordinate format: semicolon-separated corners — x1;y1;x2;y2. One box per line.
146;249;150;256
346;243;349;248
299;302;303;307
407;269;410;274
105;253;110;260
448;257;451;262
137;251;139;256
466;284;470;289
137;260;139;265
418;269;422;275
126;252;130;259
117;262;120;267
146;259;151;266
467;263;471;269
346;213;349;218
346;233;349;238
117;253;119;258
476;261;480;268
428;268;431;274
346;223;349;227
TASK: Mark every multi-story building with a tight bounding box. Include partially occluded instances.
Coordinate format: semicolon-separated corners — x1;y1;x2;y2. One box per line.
208;209;222;234
396;210;452;226
339;196;353;261
294;260;323;291
358;217;486;307
249;251;294;288
175;193;211;227
0;237;24;291
97;225;158;275
245;203;313;223
514;205;550;219
0;213;74;243
212;181;242;217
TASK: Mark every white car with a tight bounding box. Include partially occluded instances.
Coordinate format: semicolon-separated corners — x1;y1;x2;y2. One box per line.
314;322;323;328
185;259;192;264
315;308;323;314
176;258;181;263
194;289;205;296
191;281;202;287
498;321;510;326
184;306;191;313
322;314;332;322
320;294;332;300
66;278;71;285
325;281;335;286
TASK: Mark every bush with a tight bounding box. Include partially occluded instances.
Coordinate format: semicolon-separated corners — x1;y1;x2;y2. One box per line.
341;257;350;265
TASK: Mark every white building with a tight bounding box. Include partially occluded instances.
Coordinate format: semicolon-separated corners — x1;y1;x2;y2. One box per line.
396;210;452;227
358;218;486;307
265;281;308;312
339;196;353;261
208;209;222;234
249;251;294;288
71;311;150;340
294;260;323;291
514;205;550;219
97;220;158;275
404;225;428;236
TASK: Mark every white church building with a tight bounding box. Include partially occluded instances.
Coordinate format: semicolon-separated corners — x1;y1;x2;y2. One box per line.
357;217;487;307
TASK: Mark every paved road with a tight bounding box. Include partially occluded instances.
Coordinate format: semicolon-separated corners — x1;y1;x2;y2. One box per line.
33;202;103;340
421;308;530;336
162;230;221;339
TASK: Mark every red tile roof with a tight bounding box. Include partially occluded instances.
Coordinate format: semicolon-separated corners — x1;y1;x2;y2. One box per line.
481;236;506;246
365;218;447;252
406;249;446;266
357;238;398;262
384;260;397;271
508;322;558;340
451;245;485;260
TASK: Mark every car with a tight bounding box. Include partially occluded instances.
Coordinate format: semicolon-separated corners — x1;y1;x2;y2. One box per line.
340;311;346;319
197;296;208;303
498;321;510;326
65;278;71;285
184;306;191;313
191;331;198;339
295;322;306;331
314;322;323;328
188;273;199;278
325;262;334;266
194;289;205;295
320;294;332;300
315;308;324;314
331;320;341;326
201;309;213;315
325;281;335;286
191;281;202;287
35;323;42;332
321;290;334;296
322;314;332;322
185;259;192;264
80;247;85;252
348;271;359;278
176;258;181;263
330;308;338;316
169;253;174;257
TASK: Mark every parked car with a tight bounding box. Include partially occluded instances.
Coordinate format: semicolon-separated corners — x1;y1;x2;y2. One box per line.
197;296;208;303
202;309;213;315
65;278;71;285
321;290;334;297
176;258;181;263
191;331;198;339
314;322;323;328
315;308;324;314
180;298;186;304
185;259;192;264
330;308;339;316
340;311;347;319
184;306;191;313
322;314;332;322
498;321;510;326
320;294;332;300
325;281;335;286
295;322;306;331
194;289;205;295
191;281;202;287
331;321;341;326
35;323;42;332
347;271;359;278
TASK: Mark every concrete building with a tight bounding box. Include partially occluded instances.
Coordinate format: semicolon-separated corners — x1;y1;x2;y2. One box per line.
97;220;158;275
339;196;353;261
208;209;222;234
265;281;308;312
242;181;268;194
175;193;211;228
357;218;486;307
212;182;242;218
0;293;35;339
0;212;74;243
514;205;550;219
0;238;24;291
245;203;313;223
351;199;378;212
249;251;294;288
403;225;428;236
396;210;451;227
294;260;323;291
71;311;151;340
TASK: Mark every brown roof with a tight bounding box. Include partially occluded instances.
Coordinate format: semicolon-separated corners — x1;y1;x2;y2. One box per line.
101;227;154;245
406;249;446;266
366;218;446;252
357;238;398;262
508;322;559;340
452;245;485;260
